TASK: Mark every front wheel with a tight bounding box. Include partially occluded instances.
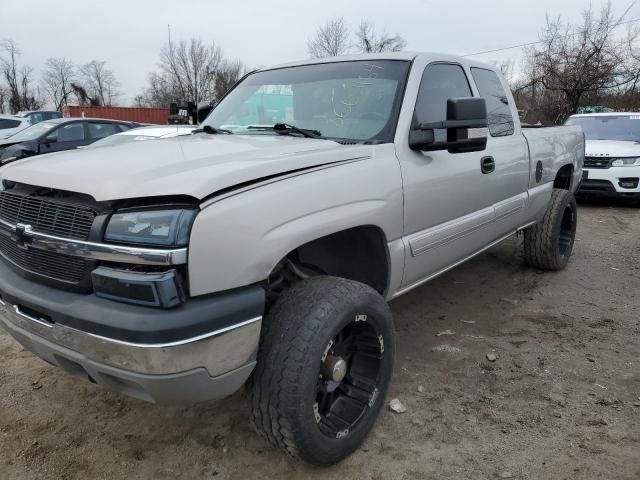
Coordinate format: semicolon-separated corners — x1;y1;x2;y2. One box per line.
524;188;578;270
249;276;395;466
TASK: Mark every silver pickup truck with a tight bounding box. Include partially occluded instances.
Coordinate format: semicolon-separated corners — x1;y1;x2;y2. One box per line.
0;52;583;465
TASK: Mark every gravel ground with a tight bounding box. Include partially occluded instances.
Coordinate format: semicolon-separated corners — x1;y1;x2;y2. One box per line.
1;202;639;480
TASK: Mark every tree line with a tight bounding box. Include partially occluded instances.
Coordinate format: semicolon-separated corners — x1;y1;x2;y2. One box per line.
134;17;407;108
0;36;246;114
134;38;245;109
2;2;638;123
500;1;640;123
0;39;121;113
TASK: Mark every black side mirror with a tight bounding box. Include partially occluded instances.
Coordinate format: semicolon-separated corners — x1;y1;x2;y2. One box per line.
197;101;215;124
409;97;488;154
41;134;56;145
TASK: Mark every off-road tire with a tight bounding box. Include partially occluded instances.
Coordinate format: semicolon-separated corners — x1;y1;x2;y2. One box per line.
248;276;394;466
524;188;577;270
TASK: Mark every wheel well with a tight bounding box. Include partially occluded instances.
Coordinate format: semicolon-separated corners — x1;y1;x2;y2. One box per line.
274;226;389;295
554;164;573;190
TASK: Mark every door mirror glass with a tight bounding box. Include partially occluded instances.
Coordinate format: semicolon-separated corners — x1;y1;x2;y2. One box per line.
409;97;488;153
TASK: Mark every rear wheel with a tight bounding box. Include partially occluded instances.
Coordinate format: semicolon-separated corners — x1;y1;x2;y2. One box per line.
249;276;394;465
524;188;577;270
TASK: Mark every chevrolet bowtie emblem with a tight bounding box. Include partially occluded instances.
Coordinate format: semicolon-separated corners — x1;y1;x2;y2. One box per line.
12;223;33;250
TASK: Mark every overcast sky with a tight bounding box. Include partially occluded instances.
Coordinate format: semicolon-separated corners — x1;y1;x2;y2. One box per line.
2;0;636;105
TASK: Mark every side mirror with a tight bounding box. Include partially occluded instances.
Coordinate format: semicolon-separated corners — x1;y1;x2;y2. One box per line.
409;97;488;154
41;134;56;145
40;132;58;144
197;101;215;124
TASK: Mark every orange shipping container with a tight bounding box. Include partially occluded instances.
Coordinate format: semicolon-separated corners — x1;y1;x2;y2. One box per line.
63;106;169;125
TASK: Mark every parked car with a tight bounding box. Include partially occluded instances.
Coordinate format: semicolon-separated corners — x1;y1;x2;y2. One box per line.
566;112;640;203
0;117;137;163
0;52;583;465
86;124;196;148
0;114;31;140
14;110;62;125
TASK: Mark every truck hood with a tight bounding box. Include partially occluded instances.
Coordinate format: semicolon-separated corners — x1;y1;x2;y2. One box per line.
585;139;640;158
0;134;373;201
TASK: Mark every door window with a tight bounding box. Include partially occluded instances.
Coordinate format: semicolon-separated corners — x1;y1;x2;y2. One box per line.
413;63;472;142
0;119;21;129
50;123;86;142
88;122;119;139
470;68;515;137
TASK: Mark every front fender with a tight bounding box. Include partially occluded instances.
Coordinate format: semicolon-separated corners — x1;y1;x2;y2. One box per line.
187;145;403;296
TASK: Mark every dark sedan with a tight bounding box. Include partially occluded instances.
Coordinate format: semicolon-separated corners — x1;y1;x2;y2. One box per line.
0;118;138;164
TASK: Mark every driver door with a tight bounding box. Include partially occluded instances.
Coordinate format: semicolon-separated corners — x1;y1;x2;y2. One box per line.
397;63;496;290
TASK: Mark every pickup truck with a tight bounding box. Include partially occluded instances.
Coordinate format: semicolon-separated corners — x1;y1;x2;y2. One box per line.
0;52;583;465
566;112;640;204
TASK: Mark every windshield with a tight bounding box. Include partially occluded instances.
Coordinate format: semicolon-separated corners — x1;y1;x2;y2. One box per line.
203;60;410;142
6;121;57;142
566;115;640;142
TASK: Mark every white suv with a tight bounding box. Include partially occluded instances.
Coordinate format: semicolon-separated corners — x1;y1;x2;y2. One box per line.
567;112;640;203
0;115;30;140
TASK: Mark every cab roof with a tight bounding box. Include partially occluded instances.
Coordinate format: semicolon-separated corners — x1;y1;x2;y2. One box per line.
264;51;495;71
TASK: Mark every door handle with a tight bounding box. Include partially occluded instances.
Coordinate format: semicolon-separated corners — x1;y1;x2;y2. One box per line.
481;156;495;174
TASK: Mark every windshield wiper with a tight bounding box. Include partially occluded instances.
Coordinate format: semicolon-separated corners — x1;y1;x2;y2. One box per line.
192;125;232;134
272;123;322;139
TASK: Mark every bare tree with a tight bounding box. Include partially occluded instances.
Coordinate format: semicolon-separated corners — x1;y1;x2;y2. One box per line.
42;57;76;111
139;71;176;107
0;85;8;113
160;38;224;105
132;94;146;107
0;39;39;113
307;17;350;58
355;20;406;53
80;60;120;106
71;82;99;106
214;59;245;100
518;1;640;123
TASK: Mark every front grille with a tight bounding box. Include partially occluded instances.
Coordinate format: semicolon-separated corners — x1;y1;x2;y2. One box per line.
0;187;100;289
0;190;96;240
0;234;92;283
584;157;613;169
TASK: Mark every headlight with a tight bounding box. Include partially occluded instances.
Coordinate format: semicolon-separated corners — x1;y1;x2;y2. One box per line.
105;208;198;247
612;157;640;167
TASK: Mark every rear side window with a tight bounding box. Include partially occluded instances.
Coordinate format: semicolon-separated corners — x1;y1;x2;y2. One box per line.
117;123;133;132
0;119;21;129
88;122;119;139
471;68;514;137
414;63;472;142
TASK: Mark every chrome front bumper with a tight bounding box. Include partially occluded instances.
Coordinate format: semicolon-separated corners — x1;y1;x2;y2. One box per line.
0;297;262;404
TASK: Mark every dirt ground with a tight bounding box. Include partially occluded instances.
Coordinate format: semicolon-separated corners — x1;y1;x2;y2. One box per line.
1;201;639;480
